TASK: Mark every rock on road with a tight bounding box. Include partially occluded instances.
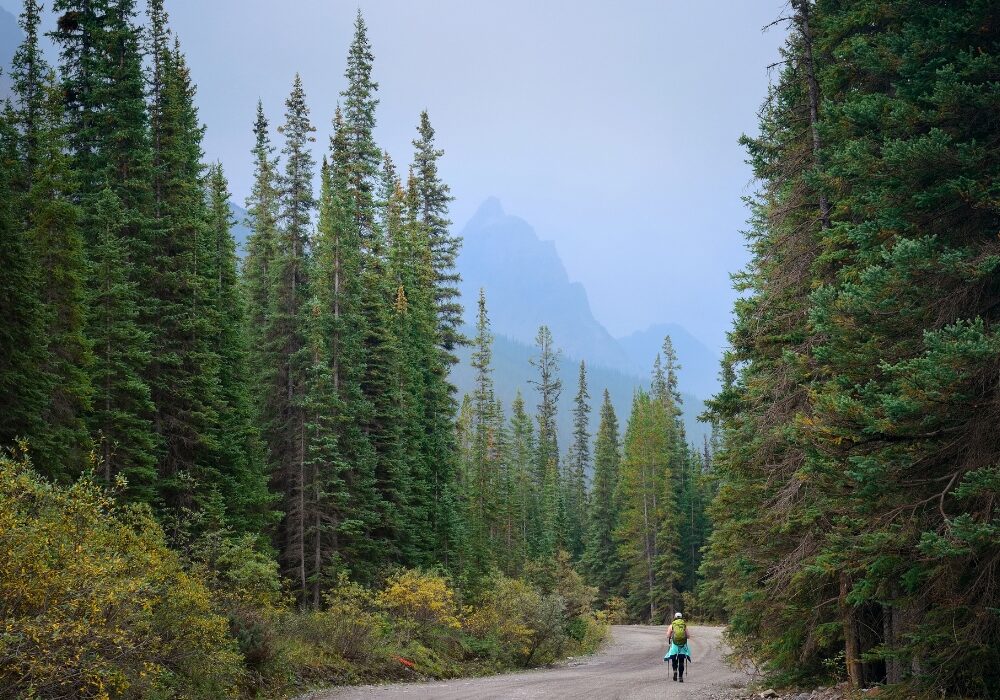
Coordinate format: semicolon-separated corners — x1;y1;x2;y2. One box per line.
307;625;748;700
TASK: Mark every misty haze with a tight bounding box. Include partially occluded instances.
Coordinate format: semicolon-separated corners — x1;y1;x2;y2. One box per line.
1;1;997;699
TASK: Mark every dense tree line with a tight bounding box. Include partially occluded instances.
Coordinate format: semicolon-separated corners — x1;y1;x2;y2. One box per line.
703;0;999;696
455;292;714;612
0;1;464;602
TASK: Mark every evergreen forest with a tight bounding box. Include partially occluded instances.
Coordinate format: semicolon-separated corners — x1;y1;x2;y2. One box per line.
0;1;997;699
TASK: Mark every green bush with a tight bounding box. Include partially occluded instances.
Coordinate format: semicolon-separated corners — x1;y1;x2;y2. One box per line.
0;449;244;699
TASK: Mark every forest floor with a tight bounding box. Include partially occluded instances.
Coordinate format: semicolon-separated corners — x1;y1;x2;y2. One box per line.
304;624;752;699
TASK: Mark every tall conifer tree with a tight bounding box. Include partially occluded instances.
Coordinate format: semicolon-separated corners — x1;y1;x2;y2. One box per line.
86;188;157;499
530;325;563;556
466;288;499;573
505;390;535;571
263;74;316;597
11;2;91;476
145;22;224;525
243;101;281;398
0;104;49;460
614;390;679;621
205;163;272;535
564;361;591;559
583;389;624;601
411;110;463;361
53;0;159;490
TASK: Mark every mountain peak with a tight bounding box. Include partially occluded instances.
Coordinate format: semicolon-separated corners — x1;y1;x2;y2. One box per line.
457;200;634;373
472;196;505;224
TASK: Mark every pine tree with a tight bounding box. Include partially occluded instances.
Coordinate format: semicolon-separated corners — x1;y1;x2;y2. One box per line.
0;105;49;459
466;288;499;574
562;361;590;560
614;390;679;621
411;110;464;361
529;325;562;556
263;74;316;598
146;24;224;526
205;163;272;536
53;0;160;490
506;390;536;571
11;2;91;477
313;112;380;581
243;101;281;397
583;389;623;602
86;188;157;499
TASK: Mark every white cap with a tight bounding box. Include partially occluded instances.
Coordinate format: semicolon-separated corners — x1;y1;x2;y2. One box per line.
675;612;683;619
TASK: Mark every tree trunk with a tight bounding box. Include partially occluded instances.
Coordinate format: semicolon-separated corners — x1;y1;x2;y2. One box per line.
793;0;831;229
883;603;903;683
840;572;862;687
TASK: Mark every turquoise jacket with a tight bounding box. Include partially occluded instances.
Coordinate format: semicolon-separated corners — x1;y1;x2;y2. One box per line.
664;641;692;660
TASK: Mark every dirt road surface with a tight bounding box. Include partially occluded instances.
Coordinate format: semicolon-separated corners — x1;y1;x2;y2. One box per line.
307;625;748;700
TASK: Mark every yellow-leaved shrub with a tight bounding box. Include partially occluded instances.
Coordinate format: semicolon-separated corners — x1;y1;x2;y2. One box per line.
376;569;461;631
464;574;540;663
0;449;243;699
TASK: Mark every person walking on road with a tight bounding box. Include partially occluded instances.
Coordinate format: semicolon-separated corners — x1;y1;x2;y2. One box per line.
664;612;692;682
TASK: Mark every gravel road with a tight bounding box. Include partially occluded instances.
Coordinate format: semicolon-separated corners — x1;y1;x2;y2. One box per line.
307;625;749;700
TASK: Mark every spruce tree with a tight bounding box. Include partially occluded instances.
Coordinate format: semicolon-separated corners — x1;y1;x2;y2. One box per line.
146;26;224;525
564;360;590;559
0;105;49;459
389;164;438;564
704;2;1000;692
243;101;281;398
529;325;562;555
360;151;411;567
507;390;536;571
340;10;381;245
205;163;272;536
86;188;157;499
466;288;499;574
336;11;412;568
313;111;381;580
52;0;159;491
404;167;462;567
12;3;91;476
263;74;316;597
583;389;624;602
614;390;679;621
411;110;464;360
53;0;154;249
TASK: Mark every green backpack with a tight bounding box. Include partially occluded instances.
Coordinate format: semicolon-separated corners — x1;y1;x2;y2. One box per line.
672;619;687;645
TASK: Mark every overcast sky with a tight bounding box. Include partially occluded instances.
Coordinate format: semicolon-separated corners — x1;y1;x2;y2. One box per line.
3;0;789;351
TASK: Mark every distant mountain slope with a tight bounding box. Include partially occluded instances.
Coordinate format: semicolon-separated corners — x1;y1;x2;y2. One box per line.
453;197;713;447
456;198;634;373
617;323;721;400
229;201;252;253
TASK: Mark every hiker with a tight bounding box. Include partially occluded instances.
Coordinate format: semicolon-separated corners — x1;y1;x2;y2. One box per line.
664;611;691;682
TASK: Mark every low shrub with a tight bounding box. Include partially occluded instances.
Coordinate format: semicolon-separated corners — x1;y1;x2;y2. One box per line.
0;452;610;698
376;569;462;633
0;448;244;699
599;596;628;625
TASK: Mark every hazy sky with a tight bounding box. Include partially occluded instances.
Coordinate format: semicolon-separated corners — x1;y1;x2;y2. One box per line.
3;0;789;352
